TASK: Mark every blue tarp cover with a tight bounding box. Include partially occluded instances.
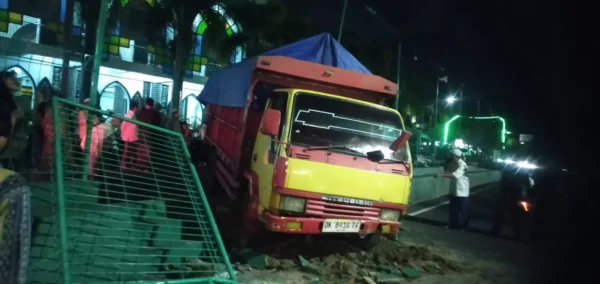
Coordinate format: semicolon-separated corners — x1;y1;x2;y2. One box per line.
198;33;371;108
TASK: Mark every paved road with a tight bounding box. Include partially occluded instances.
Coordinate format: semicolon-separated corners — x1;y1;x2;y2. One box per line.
398;184;533;283
406;183;508;235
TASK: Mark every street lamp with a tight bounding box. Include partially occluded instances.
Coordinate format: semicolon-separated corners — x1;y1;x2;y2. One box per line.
446;96;457;104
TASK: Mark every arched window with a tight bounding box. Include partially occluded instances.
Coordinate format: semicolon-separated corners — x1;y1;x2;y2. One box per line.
99;81;131;116
37;77;54;105
181;94;204;129
131;91;143;108
189;4;245;76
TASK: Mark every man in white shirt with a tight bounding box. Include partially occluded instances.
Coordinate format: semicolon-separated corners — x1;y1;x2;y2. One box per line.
437;149;470;230
120;102;139;169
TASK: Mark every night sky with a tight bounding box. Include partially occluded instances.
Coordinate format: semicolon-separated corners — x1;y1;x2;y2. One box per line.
283;0;588;167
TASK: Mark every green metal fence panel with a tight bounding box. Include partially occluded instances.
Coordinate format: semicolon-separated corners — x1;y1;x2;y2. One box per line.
23;97;236;283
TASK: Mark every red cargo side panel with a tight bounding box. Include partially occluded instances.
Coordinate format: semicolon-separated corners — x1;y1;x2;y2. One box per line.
206;105;245;172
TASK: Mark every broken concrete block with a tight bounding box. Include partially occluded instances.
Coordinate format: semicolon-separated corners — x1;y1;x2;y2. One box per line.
279;258;296;268
299;255;322;275
237;248;274;269
377;273;405;283
362;276;377;284
347;252;359;259
378;264;394;272
265;255;281;269
335;260;359;276
324;254;340;267
358;268;370;277
247;255;268;269
238;248;261;262
236;264;252;272
401;267;421;278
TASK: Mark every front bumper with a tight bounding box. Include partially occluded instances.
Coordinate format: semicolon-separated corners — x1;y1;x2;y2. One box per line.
263;212;401;235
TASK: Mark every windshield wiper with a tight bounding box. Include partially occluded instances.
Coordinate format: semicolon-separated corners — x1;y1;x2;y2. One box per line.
379;159;410;165
304;145;364;155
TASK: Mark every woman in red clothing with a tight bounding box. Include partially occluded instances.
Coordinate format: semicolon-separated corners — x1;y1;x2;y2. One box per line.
40;103;72;172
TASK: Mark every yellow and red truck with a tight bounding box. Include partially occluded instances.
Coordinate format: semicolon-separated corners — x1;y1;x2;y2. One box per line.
201;52;412;248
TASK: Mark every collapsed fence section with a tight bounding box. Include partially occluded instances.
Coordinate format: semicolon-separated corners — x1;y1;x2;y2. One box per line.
25;97;235;283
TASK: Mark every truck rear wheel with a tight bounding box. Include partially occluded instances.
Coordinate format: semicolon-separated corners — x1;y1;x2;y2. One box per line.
353;232;382;251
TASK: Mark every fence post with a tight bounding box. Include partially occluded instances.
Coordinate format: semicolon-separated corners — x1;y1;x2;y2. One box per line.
82;0;110;179
51;97;72;283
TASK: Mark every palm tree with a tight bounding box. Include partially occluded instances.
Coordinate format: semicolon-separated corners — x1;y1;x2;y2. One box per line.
79;0;307;112
80;0;228;111
222;0;310;56
141;0;231;112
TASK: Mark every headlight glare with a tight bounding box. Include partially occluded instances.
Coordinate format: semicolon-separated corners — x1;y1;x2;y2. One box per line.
380;209;401;222
279;195;306;213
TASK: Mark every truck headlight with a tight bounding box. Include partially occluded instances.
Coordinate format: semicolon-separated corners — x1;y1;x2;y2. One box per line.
380;209;401;222
279;196;306;213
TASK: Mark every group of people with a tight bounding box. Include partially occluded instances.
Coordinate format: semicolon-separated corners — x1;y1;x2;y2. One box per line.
1;67;198;179
1;70;77;173
77;97;196;176
436;148;535;240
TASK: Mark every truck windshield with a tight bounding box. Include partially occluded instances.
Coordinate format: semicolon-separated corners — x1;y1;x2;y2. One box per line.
290;92;405;161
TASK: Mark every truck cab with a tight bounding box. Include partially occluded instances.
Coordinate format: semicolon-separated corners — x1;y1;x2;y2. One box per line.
249;88;411;245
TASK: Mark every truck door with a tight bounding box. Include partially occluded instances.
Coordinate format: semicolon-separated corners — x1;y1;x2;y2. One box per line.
251;92;289;210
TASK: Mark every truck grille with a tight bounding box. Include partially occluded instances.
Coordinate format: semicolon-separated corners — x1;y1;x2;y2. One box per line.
305;199;380;220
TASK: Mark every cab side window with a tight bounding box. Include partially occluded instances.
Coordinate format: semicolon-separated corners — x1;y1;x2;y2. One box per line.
267;93;288;162
269;93;288;141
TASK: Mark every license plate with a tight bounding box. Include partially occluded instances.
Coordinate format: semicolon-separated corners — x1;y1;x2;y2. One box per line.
322;219;361;233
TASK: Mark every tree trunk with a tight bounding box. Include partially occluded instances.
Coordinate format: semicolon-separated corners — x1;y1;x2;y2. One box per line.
170;40;184;114
60;0;74;98
80;0;100;104
169;6;186;114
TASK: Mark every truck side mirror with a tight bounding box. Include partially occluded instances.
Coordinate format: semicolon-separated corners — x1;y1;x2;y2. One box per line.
389;131;412;151
261;109;281;137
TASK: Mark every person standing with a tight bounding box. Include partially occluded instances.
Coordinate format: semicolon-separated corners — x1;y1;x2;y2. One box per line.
154;102;168;128
137;98;160;128
80;114;112;178
0;71;19;154
78;98;90;151
490;162;535;240
120;102;139;169
136;98;160;170
436;149;470;230
166;110;181;134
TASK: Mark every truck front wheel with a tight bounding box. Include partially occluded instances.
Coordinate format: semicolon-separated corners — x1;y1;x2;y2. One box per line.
238;185;266;247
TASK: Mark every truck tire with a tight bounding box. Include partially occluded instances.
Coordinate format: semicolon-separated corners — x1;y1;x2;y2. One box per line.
239;187;267;247
354;232;382;251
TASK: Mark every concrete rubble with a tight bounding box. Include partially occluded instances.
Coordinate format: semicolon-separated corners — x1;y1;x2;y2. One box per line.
234;238;462;283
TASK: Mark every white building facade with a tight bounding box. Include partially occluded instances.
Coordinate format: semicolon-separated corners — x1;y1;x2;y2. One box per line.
1;0;245;127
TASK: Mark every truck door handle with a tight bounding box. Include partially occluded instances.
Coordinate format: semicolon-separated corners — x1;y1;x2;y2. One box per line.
253;153;257;161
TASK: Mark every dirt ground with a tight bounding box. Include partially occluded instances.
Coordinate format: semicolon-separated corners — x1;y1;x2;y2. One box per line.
211;186;531;284
227;221;530;284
